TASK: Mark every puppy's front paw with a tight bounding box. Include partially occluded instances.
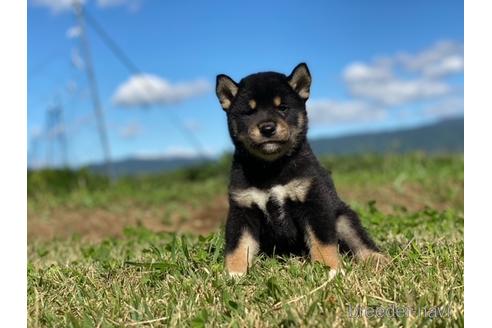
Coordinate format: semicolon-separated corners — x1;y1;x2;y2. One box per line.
328;268;345;281
228;271;246;279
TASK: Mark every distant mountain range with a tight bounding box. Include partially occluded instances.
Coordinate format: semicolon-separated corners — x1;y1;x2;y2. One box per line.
87;117;463;177
309;117;463;155
87;156;210;177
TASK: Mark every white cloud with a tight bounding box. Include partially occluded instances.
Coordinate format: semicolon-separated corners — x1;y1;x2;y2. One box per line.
342;48;455;106
309;40;464;126
119;122;142;139
70;48;84;70
30;0;84;13
97;0;142;11
308;100;387;125
343;61;392;82
97;0;125;6
346;77;451;106
424;97;464;119
66;25;81;38
112;74;211;107
397;40;464;78
31;0;141;13
420;55;464;78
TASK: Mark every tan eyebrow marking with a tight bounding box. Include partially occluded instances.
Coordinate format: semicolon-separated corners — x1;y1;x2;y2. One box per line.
221;99;231;109
273;96;281;107
248;99;256;109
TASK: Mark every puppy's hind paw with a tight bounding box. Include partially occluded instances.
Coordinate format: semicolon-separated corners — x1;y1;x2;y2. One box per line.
360;251;390;270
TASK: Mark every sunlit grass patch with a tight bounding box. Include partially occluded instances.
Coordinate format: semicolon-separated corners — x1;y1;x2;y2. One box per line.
28;206;463;327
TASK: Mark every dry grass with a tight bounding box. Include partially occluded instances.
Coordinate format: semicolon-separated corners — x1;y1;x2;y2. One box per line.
27;154;464;327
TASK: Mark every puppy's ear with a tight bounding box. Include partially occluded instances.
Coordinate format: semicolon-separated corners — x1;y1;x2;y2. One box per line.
216;74;238;111
287;63;311;100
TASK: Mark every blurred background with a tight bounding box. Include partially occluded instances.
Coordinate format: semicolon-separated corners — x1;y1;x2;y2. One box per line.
27;0;463;242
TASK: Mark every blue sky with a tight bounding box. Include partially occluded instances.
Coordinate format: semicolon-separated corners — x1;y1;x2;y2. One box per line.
28;0;464;167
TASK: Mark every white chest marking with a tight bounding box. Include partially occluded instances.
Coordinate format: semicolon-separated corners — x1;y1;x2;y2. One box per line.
231;178;312;216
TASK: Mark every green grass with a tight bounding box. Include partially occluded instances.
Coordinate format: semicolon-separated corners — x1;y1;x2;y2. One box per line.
27;154;464;327
28;153;463;210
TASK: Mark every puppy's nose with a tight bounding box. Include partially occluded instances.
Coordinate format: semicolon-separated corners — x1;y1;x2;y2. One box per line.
259;121;277;137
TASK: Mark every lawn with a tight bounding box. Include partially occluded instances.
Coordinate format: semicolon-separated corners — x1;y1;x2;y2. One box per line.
27;153;464;327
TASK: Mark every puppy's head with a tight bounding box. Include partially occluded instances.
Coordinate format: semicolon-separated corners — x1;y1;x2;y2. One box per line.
216;63;311;161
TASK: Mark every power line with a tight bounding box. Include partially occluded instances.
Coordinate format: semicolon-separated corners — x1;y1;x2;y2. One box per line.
82;9;208;160
83;10;140;74
28;49;66;80
74;3;113;178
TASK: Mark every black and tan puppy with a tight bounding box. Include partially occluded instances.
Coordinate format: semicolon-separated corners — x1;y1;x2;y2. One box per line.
216;63;387;278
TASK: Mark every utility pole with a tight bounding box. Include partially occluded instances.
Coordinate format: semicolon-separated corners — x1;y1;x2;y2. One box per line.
82;10;209;162
73;2;113;178
54;98;68;168
28;136;39;169
44;107;54;167
44;99;68;168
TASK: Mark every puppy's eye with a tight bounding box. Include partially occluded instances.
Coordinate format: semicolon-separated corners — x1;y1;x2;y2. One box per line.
278;104;289;112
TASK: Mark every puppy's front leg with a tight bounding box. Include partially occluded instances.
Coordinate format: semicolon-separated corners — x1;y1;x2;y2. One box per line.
306;227;341;271
225;229;258;277
224;205;260;277
303;195;342;279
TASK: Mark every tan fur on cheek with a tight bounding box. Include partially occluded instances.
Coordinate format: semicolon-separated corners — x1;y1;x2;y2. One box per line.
248;99;256;109
306;227;340;269
248;126;263;143
225;230;259;276
275;120;290;140
273;96;281;107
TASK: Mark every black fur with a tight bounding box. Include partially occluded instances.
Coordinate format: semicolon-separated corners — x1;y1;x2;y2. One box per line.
216;63;382;266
